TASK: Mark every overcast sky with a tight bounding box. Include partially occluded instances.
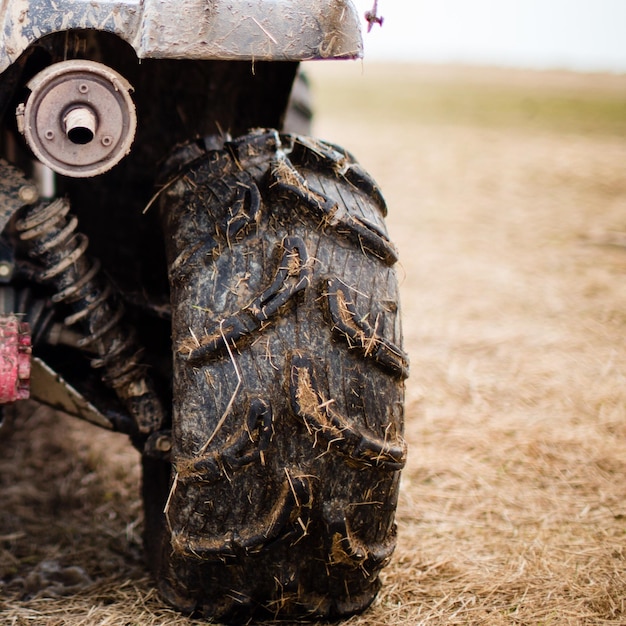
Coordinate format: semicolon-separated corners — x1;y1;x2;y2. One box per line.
351;0;626;72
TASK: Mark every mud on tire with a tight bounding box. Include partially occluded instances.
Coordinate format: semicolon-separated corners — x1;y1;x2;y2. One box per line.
149;130;408;622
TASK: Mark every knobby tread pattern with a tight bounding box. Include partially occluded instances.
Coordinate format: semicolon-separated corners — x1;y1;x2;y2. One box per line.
268;150;398;265
289;353;406;470
153;129;407;623
321;276;409;380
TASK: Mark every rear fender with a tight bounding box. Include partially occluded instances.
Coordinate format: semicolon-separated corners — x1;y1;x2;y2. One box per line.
0;0;363;75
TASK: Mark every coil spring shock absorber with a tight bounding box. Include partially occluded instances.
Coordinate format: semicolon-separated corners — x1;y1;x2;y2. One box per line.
15;196;165;435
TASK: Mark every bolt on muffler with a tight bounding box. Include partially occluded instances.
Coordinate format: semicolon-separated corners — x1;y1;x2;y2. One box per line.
16;60;136;178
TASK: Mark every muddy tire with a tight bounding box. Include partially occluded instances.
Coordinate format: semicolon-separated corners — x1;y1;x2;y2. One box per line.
148;130;408;622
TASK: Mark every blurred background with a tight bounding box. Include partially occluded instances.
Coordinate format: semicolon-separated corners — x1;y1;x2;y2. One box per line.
350;0;626;72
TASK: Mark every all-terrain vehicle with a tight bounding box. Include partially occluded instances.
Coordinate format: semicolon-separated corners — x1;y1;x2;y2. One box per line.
0;1;407;621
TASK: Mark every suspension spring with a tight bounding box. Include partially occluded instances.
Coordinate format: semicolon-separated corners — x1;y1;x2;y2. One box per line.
15;197;165;434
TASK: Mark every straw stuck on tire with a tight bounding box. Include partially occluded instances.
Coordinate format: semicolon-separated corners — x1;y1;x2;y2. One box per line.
147;129;407;622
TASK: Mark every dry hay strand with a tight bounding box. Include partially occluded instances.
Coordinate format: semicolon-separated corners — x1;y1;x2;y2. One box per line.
382;384;626;626
1;578;209;626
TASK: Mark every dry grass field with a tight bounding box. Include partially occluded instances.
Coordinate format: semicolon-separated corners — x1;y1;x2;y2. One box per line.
3;61;626;624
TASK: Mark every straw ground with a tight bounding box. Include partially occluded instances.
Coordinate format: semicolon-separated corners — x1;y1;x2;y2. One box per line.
2;62;626;624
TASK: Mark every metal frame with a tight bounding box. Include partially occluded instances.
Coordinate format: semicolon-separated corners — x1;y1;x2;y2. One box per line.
0;0;363;74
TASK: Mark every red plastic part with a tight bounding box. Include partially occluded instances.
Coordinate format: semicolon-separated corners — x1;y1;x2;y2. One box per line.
0;314;31;403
